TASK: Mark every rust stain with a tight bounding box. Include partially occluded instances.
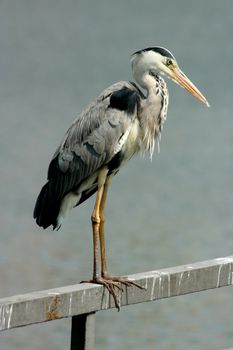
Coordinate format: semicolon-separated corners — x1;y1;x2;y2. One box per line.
46;295;62;321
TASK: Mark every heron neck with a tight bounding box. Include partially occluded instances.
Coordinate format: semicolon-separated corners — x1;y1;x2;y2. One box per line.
134;71;158;97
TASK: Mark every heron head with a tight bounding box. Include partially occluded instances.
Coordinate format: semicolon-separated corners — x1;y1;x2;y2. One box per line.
131;47;209;107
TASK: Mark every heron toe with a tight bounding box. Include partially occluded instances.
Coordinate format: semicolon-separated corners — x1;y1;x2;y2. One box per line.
81;275;144;310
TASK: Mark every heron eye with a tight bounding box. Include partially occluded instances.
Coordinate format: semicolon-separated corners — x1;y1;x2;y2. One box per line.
166;59;173;67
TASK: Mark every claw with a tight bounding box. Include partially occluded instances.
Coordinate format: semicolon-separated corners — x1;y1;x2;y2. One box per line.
81;276;144;310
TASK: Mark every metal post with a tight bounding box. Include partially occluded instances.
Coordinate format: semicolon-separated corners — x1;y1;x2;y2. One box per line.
70;312;96;350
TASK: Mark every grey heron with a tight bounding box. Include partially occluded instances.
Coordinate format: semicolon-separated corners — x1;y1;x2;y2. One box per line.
34;47;209;309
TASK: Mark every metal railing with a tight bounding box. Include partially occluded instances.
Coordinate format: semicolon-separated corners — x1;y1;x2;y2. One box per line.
1;256;233;349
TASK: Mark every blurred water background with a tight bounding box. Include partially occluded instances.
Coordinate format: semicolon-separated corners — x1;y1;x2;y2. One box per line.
0;1;233;349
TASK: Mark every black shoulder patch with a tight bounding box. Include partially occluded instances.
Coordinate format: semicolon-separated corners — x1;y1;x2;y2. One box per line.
109;87;139;114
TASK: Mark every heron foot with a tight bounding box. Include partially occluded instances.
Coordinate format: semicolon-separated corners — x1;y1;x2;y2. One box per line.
81;275;144;311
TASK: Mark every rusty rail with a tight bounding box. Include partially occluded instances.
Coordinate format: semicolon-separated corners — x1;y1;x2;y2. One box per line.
1;256;233;349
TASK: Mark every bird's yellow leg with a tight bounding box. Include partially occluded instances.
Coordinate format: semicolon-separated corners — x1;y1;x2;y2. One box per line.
83;169;144;311
98;177;144;304
90;167;109;279
91;185;103;279
99;177;111;277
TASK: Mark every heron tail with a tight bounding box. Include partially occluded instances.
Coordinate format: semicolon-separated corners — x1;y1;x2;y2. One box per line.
33;181;61;230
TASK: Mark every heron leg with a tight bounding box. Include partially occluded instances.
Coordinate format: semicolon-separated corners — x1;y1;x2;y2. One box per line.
82;170;144;310
99;177;111;277
98;176;144;308
91;185;103;279
89;168;109;279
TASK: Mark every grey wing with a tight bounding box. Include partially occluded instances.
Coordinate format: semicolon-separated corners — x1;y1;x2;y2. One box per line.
34;81;141;228
48;81;140;199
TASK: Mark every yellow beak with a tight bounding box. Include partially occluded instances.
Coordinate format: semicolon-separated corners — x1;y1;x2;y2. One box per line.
170;66;210;107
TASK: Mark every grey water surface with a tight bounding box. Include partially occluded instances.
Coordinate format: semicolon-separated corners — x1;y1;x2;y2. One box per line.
0;1;233;349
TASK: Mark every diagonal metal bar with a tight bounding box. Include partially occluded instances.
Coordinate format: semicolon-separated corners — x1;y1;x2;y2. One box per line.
0;256;232;331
